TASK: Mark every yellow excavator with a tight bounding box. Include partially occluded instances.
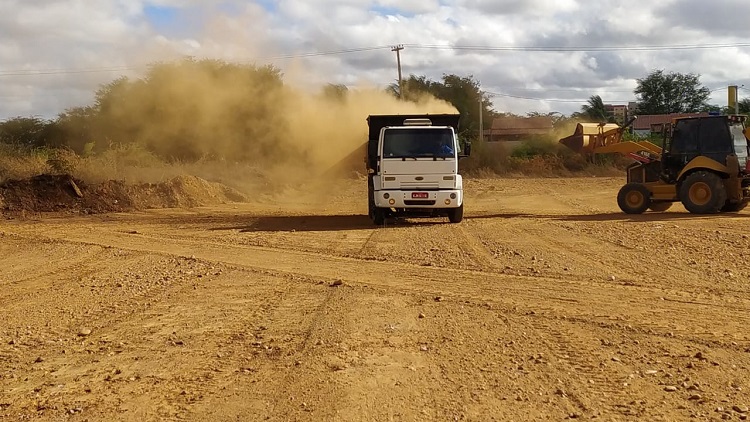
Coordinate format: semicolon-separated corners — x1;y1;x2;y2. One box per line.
559;114;750;214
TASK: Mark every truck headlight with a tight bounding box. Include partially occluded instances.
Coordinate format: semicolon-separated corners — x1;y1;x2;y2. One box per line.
383;193;390;199
445;199;451;205
450;193;457;199
389;199;396;205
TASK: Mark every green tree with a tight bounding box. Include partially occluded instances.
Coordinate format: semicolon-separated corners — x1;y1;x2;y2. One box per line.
389;74;495;140
321;83;348;101
526;111;569;128
52;106;98;153
0;116;54;147
574;95;610;122
634;70;710;114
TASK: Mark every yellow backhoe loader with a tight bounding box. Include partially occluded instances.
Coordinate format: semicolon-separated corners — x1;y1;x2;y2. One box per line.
559;115;750;214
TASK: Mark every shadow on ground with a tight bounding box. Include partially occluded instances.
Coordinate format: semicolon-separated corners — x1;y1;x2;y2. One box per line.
207;214;446;233
469;211;748;223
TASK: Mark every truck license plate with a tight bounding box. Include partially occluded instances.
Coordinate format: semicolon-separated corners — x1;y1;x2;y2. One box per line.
412;192;429;199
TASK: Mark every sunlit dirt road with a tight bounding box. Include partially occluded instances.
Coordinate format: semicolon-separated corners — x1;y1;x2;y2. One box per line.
3;177;750;421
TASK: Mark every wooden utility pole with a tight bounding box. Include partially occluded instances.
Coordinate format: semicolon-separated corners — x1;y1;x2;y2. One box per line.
391;45;404;97
479;97;483;142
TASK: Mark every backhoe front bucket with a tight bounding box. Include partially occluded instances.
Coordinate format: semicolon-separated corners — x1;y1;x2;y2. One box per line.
559;133;585;154
559;123;621;154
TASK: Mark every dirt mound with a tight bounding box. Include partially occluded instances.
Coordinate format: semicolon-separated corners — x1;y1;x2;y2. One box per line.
0;174;247;216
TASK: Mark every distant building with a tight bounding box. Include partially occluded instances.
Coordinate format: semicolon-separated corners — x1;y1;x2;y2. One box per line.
604;104;629;124
484;116;554;142
631;113;710;137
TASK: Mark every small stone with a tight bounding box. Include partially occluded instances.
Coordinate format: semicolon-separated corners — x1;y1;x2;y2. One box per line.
420;345;429;352
78;328;92;337
34;356;44;363
330;279;343;287
644;370;658;375
608;275;616;281
689;394;702;401
664;386;678;392
734;406;749;413
611;357;621;362
434;296;443;302
418;313;425;319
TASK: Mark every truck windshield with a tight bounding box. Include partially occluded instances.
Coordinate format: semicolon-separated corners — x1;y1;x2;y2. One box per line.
382;128;455;158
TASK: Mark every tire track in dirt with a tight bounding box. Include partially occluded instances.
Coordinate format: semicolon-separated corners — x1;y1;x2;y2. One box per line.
6;225;750;347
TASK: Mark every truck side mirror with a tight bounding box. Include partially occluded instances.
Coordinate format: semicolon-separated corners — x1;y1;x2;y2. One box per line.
462;142;472;157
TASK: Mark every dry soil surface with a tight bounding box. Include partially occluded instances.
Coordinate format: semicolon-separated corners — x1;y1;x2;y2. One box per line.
2;177;750;421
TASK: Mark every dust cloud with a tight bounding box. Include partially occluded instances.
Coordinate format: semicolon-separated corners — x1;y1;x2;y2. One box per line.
282;86;457;177
88;59;457;194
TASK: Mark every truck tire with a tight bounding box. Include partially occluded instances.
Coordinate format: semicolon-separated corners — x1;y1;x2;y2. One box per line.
679;171;727;214
616;183;651;214
372;208;386;225
447;204;464;223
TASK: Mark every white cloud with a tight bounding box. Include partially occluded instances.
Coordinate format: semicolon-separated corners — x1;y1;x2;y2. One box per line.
1;0;749;120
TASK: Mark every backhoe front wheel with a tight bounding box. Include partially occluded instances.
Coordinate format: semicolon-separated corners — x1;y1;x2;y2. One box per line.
679;171;727;214
617;183;651;214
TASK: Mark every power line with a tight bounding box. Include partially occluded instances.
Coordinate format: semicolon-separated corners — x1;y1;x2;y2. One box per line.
0;65;142;77
256;45;391;60
4;40;750;77
405;42;750;52
486;91;631;103
0;46;394;77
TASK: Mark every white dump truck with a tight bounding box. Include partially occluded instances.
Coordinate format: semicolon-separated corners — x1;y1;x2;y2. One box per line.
366;114;470;225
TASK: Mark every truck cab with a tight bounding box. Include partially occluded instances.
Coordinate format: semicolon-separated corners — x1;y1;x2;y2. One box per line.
366;114;469;225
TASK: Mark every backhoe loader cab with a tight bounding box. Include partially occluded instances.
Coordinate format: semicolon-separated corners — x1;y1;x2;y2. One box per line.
661;115;749;183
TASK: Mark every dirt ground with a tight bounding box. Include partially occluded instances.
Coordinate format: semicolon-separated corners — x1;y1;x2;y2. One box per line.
2;176;750;421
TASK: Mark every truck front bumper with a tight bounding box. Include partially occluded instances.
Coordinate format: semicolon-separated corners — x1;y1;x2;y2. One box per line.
373;190;463;208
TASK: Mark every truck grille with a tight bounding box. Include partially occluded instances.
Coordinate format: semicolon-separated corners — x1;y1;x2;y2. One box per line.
400;182;439;190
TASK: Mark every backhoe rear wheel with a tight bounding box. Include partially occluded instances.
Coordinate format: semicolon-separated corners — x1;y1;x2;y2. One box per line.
617;183;651;214
721;200;749;212
679;171;727;214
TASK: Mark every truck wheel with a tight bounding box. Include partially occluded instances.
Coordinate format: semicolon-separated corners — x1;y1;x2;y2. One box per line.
721;200;748;212
372;208;386;225
648;202;672;212
447;204;464;223
679;171;727;214
616;183;651;214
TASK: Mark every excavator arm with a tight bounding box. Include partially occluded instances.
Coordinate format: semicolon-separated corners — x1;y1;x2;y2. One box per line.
559;117;662;162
